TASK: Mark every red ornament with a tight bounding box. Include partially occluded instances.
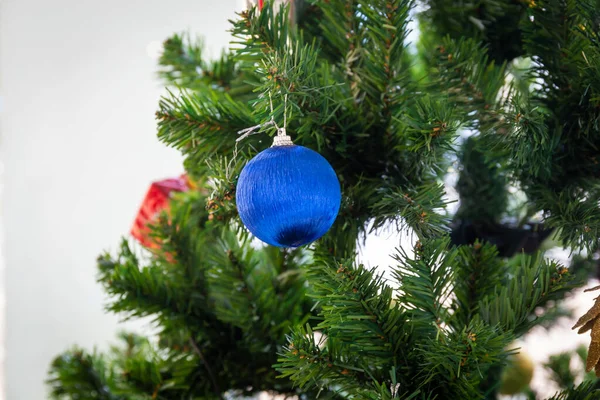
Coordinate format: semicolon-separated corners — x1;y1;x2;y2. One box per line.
131;175;189;248
258;0;264;10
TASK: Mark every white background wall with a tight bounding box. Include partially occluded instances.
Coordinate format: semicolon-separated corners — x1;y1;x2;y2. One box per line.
0;1;241;398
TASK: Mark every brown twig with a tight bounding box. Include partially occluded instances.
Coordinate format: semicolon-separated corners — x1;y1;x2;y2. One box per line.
188;337;222;398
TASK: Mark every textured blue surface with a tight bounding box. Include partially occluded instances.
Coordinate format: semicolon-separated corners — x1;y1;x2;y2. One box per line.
236;145;341;248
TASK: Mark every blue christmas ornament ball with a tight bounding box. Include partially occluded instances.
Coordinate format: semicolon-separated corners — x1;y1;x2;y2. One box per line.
236;144;341;248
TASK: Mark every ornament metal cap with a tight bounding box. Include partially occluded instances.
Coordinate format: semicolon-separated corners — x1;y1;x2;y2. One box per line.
272;128;294;147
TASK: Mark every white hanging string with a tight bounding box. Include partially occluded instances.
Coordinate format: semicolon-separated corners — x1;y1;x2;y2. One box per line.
272;93;293;146
283;93;288;133
236;120;276;143
226;92;294;180
234;92;293;152
232;93;276;168
236;92;279;143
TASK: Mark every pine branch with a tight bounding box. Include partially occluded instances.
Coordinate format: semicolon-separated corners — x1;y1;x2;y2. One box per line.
200;228;315;347
351;0;413;112
253;39;347;142
303;0;413;112
231;2;292;62
531;185;600;252
478;253;574;336
277;325;387;397
301;0;357;63
455;137;508;223
98;191;216;324
373;182;451;241
423;0;527;63
548;381;600;400
545;352;578;389
415;320;511;400
401;96;459;153
500;0;600;250
504;95;557;183
49;334;197;400
117;341;165;397
423;36;509;133
450;242;506;329
205;236;262;333
313;262;405;367
278;260;411;396
48;350;122;400
393;238;457;334
156;89;255;176
188;337;222;398
204;155;242;225
159;35;228;88
97;241;207;324
98;189;321;397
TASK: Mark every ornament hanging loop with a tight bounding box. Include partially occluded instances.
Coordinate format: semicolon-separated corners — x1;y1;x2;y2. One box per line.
272;127;293;146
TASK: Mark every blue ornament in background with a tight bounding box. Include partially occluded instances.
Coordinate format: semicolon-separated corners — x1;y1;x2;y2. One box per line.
236;133;341;248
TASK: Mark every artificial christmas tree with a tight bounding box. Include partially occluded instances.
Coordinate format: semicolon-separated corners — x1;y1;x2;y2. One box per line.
48;0;600;398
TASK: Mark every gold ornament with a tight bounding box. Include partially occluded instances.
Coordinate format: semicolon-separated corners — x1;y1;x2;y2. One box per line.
572;284;600;376
499;349;535;395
